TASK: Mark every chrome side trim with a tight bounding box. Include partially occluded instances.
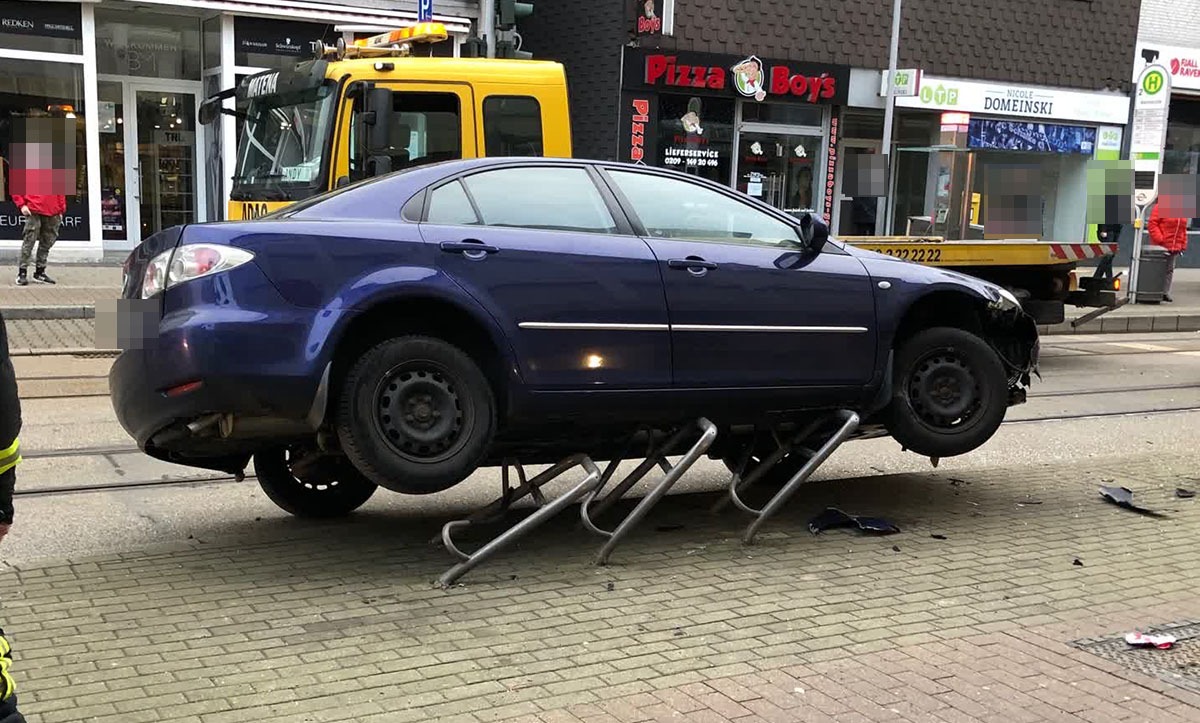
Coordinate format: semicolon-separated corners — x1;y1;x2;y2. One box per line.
672;324;869;333
518;321;869;333
518;322;670;331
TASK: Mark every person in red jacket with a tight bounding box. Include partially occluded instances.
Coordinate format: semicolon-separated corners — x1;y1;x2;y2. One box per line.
10;192;64;287
1147;201;1189;302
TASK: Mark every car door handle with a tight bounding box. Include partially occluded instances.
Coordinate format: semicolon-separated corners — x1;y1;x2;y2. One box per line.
440;240;499;257
668;257;718;271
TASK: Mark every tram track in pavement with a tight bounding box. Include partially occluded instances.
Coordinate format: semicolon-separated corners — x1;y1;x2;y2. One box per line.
22;380;1200;463
15;401;1200;499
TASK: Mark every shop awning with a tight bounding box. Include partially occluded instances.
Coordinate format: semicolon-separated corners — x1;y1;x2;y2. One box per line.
113;0;474;34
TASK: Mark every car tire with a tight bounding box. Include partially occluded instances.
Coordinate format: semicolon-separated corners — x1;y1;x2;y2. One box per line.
254;448;377;518
885;326;1009;459
336;335;495;494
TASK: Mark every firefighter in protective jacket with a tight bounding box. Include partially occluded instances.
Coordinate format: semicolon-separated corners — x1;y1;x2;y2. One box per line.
0;309;27;723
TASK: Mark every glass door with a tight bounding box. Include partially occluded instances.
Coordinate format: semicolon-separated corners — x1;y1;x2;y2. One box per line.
837;142;885;237
97;79;206;246
734;130;822;218
132;87;202;239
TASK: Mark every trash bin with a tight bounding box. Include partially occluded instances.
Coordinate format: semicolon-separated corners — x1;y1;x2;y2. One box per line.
1134;244;1170;304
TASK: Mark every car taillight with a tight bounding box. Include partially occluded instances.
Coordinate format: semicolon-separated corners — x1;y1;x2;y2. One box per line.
141;243;255;299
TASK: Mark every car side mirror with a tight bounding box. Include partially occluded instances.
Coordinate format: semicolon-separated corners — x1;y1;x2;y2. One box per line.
797;212;830;254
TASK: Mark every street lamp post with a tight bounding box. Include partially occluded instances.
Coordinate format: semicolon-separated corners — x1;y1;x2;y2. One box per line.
880;0;903;234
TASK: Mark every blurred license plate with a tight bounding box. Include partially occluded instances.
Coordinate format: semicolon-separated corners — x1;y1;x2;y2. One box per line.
95;298;160;350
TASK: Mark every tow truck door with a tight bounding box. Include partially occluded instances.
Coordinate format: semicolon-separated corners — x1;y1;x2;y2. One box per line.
337;82;478;185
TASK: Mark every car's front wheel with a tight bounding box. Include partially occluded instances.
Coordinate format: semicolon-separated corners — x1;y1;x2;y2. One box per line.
884;326;1009;458
254;448;378;518
335;335;495;494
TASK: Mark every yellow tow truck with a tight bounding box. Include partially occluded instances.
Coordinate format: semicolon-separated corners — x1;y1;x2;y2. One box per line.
199;21;572;221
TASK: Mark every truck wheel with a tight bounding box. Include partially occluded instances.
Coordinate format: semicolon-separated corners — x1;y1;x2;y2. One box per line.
254;448;377;518
336;335;495;494
884;326;1008;458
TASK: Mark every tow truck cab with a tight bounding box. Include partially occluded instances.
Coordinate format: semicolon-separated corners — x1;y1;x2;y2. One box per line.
199;22;573;221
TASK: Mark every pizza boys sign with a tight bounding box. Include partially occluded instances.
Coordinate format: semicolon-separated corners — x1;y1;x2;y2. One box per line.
625;48;849;106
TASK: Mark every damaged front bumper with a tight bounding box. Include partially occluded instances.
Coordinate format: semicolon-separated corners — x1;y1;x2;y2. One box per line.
985;305;1041;407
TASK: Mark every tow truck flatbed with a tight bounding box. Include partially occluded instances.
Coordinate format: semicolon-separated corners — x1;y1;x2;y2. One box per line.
842;236;1118;268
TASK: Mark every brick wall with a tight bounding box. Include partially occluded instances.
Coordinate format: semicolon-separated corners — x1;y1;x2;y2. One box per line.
518;1;628;161
1136;0;1200;47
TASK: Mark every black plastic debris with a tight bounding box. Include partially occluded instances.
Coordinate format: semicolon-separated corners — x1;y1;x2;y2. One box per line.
1177;488;1196;499
892;545;901;552
1073;558;1084;567
605;582;615;592
1099;485;1168;518
930;534;948;540
807;507;899;535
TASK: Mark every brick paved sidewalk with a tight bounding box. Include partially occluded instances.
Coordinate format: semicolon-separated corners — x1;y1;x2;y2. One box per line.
1;450;1197;722
0;265;120;320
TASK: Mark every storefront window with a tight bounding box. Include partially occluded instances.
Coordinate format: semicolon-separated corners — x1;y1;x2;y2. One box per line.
735;131;821;214
97;82;127;241
95;10;203;80
655;94;734;185
0;1;82;55
203;15;221;71
1164;97;1200;231
891;114;936;234
0;60;88;241
741;101;823;128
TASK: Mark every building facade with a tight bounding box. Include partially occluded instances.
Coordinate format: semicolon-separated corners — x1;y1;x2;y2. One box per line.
0;0;479;261
520;0;1141;244
1133;0;1200;266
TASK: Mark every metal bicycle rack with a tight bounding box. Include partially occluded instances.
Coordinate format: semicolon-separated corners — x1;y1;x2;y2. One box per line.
580;418;718;566
434;410;859;586
436;454;602;588
725;410;861;544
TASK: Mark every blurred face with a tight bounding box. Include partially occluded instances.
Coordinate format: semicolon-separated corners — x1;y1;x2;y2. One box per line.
8;117;77;196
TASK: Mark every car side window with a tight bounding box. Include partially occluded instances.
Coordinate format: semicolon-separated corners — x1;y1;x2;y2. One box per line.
607;169;801;247
427;181;480;225
460;167;617;234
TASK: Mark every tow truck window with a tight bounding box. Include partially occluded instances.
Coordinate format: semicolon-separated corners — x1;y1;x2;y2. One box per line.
232;80;337;200
483;96;543;157
350;91;461;179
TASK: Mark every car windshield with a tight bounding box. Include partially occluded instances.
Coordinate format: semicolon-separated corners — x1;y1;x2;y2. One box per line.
231;80;337;201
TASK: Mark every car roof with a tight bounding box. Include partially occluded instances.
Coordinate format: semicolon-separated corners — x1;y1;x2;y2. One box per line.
276;156;825;228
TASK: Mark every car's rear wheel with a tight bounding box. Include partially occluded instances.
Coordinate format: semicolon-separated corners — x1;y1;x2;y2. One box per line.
885;326;1008;458
336;335;495;494
254;447;377;518
721;451;807;489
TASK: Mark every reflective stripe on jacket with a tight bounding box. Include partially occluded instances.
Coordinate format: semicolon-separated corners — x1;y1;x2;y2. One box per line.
0;439;16;475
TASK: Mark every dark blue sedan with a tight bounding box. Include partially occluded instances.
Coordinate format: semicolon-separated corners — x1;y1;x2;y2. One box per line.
108;157;1038;517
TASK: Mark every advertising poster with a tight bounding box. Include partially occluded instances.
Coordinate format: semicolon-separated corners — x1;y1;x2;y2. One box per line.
967;119;1097;155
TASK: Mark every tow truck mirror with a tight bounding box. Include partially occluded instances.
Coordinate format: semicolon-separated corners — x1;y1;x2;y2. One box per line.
357;86;395;177
797;213;829;254
198;99;220;126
